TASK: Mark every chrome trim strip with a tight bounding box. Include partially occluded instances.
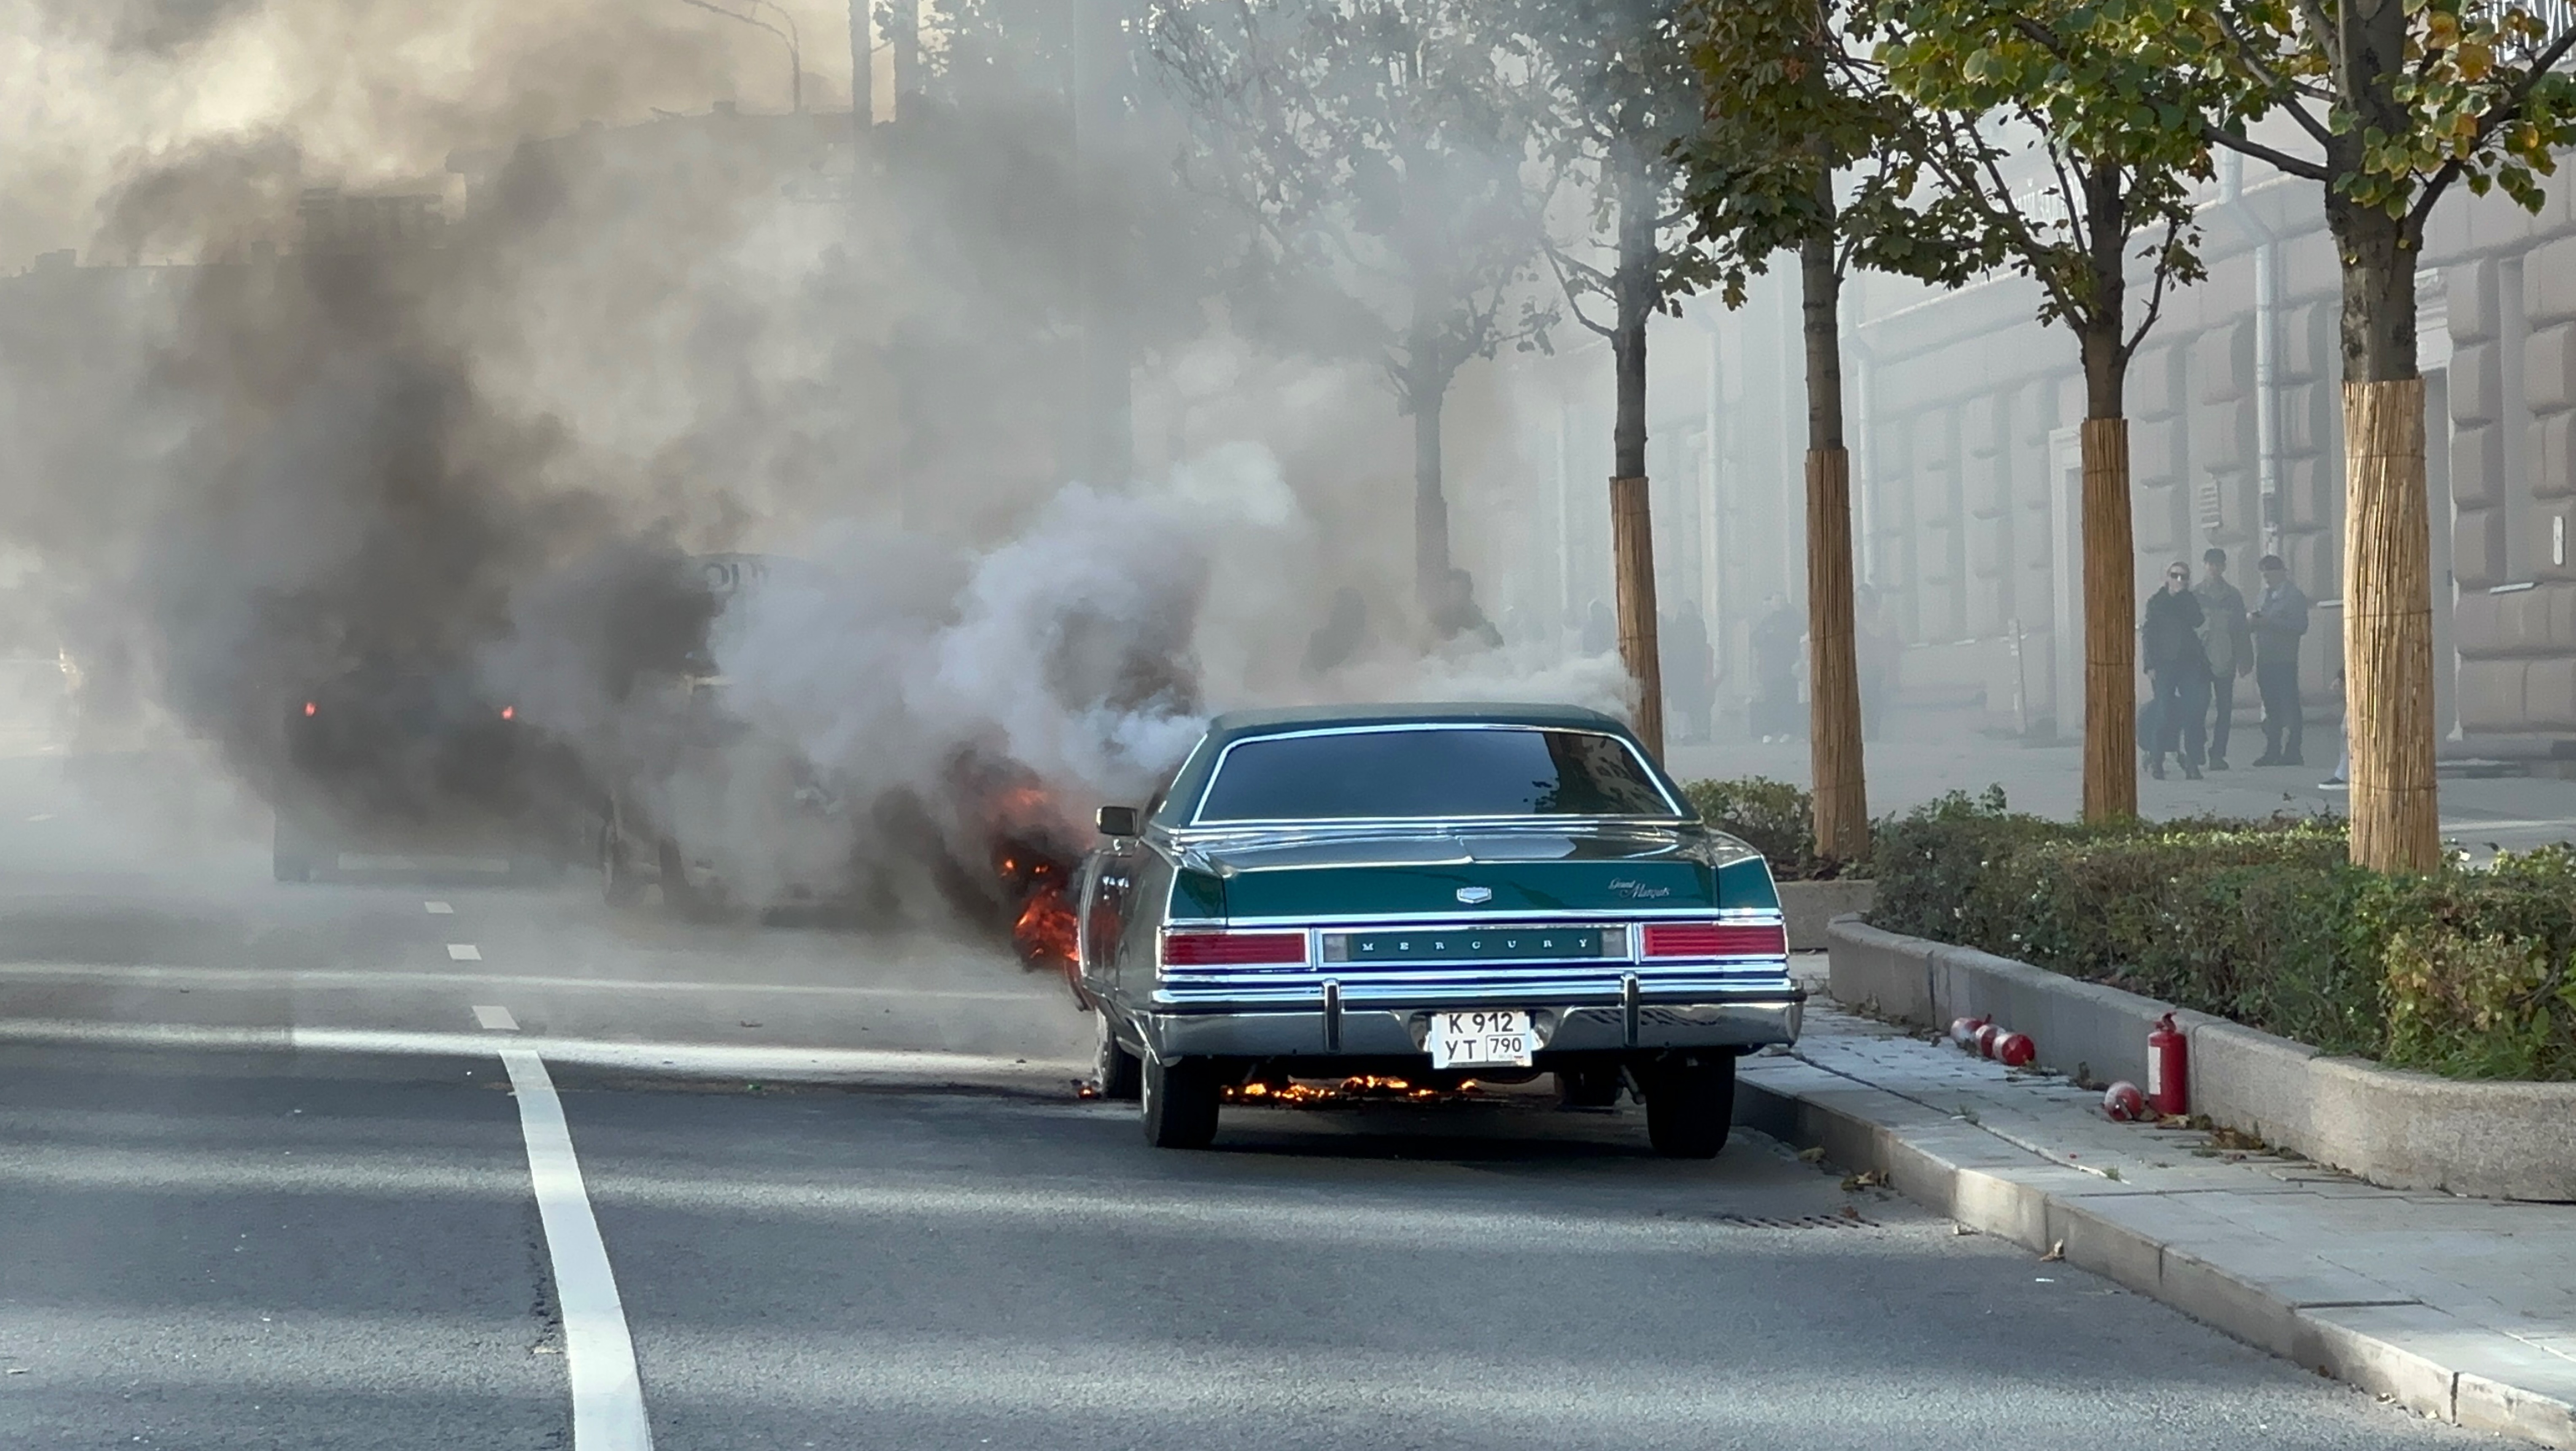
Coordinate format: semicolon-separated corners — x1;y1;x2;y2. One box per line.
1174;908;1784;930
1189;723;1686;824
1621;973;1641;1047
1323;978;1341;1050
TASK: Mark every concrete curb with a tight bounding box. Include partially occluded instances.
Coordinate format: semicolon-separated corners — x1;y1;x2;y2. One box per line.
1825;916;2576;1200
1775;879;1875;951
1734;1061;2576;1447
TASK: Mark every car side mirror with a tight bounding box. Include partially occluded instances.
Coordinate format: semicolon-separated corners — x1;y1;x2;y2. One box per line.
1095;805;1139;838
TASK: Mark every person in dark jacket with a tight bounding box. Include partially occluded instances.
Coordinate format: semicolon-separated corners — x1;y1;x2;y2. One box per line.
2141;560;2210;779
2249;554;2311;765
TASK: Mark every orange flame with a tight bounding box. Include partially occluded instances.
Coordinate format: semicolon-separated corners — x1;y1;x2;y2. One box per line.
1010;878;1078;980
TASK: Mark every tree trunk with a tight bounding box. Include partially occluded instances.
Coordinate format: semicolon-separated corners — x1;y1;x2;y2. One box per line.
849;0;873;128
1799;224;1868;860
1611;476;1663;756
2344;377;2437;870
1413;386;1450;613
889;0;920;114
1610;152;1665;760
2078;323;2137;822
2328;200;2438;871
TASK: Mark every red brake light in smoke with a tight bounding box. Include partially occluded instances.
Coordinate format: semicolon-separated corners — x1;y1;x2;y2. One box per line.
1161;930;1308;967
1641;923;1787;959
302;702;317;717
500;705;515;721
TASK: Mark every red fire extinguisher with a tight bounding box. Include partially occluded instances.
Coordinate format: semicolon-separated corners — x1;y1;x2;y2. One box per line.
2147;1013;2189;1117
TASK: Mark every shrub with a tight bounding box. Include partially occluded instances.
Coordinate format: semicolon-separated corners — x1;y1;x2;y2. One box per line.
1680;776;1861;880
1866;789;2576;1080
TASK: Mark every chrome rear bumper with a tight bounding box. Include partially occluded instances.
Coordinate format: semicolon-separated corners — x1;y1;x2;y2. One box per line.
1133;991;1803;1062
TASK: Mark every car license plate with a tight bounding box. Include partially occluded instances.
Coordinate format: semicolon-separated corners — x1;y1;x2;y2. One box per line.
1427;1009;1535;1069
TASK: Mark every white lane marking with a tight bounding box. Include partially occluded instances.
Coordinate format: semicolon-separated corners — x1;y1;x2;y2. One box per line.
501;1048;653;1451
447;944;482;961
0;1019;1084;1086
425;901;454;915
24;813;52;823
472;1005;519;1032
0;963;1035;1003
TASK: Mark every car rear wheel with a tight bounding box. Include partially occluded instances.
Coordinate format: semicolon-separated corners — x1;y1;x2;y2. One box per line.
1644;1053;1737;1159
1093;1007;1142;1101
1555;1066;1623;1108
1141;1054;1220;1149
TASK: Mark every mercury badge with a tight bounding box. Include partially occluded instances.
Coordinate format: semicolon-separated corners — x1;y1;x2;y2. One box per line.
1455;886;1493;904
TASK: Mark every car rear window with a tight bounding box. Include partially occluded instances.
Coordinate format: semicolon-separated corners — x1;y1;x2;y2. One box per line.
1195;727;1676;822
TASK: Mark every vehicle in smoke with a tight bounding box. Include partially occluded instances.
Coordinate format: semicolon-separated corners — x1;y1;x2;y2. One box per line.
274;657;585;882
596;552;864;913
1075;704;1805;1155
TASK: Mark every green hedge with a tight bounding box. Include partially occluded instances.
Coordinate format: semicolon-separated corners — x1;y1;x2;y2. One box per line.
1680;777;1862;881
1869;789;2576;1081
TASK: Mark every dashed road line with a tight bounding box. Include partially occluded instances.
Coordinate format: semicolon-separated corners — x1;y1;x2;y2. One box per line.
425;901;454;915
472;1004;519;1032
447;944;482;961
501;1047;653;1451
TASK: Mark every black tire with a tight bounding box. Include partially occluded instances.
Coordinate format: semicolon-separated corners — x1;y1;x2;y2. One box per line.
1556;1066;1624;1108
601;812;644;907
1645;1054;1738;1159
1142;1054;1221;1149
1093;1008;1142;1101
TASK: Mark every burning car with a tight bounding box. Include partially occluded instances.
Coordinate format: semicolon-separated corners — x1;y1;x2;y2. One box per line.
274;656;583;881
1074;704;1803;1155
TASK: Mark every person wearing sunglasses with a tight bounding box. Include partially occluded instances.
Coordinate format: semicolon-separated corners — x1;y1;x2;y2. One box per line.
2140;559;2211;780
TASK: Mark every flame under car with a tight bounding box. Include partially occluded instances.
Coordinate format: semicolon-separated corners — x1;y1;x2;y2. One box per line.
1074;704;1804;1156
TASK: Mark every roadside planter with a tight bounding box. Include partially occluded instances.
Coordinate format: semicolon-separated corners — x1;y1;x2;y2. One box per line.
1827;916;2576;1201
1775;878;1874;952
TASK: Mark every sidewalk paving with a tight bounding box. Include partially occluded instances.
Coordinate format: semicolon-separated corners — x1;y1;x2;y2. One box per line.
1748;964;2576;1447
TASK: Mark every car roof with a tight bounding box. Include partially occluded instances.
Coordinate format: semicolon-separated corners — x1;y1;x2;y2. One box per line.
1153;703;1651;827
1203;702;1628;741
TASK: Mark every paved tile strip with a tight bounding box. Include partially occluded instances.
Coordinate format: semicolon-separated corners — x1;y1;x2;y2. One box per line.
1739;1004;2576;1447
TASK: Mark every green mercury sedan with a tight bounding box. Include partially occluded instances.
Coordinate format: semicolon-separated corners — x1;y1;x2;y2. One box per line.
1073;703;1803;1155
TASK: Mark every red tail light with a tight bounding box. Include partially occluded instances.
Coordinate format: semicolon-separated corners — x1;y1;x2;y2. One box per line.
500;705;516;721
1641;922;1787;959
1161;930;1307;966
302;701;317;717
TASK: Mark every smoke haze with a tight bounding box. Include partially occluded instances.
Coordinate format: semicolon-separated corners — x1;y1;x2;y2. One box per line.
0;0;1624;940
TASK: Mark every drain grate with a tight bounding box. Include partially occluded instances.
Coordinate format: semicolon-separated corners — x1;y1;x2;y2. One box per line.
1707;1211;1875;1229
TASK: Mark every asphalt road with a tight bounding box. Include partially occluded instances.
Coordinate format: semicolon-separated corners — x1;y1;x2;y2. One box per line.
0;750;2517;1450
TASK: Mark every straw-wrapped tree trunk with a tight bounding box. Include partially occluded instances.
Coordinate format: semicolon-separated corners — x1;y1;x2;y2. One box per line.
1798;220;1867;857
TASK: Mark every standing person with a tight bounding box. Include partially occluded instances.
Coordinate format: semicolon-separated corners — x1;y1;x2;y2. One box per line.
2193;547;2253;769
1431;568;1503;649
1662;603;1715;744
2141;560;2210;780
1749;595;1803;742
2250;553;2311;766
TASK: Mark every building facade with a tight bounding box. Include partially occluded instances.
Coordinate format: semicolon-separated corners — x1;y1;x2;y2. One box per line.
1494;153;2576;753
